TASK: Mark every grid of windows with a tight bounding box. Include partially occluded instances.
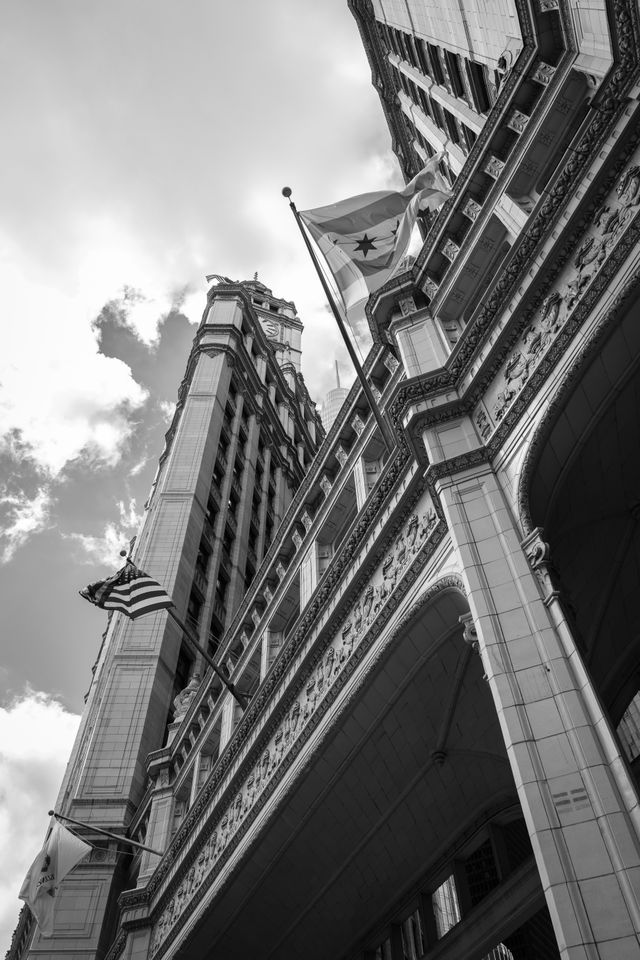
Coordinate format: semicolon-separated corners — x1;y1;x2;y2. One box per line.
617;690;640;761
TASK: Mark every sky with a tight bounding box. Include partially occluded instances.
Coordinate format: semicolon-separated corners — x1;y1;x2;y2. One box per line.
0;0;403;948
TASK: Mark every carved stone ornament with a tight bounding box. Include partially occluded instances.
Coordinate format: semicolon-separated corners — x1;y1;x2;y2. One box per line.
521;527;557;602
263;584;273;605
507;110;529;134
484;155;505;179
300;510;313;533
531;61;555;85
488;149;640;425
383;352;400;374
275;561;286;581
462;196;482;222
474;405;492;441
292;529;303;551
459;613;487;680
251;609;261;628
172;675;202;723
398;295;417;316
351;414;365;436
423;277;439;300
320;474;332;497
335;444;349;467
149;496;441;956
536;0;559;9
441;239;460;262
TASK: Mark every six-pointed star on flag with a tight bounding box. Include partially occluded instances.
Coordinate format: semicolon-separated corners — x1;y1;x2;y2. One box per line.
354;233;378;257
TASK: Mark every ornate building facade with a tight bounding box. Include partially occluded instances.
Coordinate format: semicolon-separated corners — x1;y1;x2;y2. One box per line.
10;0;640;958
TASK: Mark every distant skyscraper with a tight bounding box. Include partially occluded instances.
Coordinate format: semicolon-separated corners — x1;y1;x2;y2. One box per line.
10;1;640;958
321;359;350;431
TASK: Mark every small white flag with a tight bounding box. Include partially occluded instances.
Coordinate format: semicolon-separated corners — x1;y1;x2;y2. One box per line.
19;820;91;936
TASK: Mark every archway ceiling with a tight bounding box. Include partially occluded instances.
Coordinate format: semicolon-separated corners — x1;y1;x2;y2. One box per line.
527;300;640;708
175;591;516;960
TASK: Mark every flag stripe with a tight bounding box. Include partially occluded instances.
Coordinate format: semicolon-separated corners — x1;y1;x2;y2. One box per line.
80;561;174;621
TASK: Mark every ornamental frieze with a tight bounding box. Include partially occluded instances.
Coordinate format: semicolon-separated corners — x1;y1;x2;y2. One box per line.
149;495;439;956
475;154;640;437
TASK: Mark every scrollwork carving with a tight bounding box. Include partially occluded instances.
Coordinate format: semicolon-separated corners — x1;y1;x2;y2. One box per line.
149;496;442;954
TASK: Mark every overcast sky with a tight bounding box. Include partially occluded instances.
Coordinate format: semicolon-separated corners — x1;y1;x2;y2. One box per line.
0;0;402;948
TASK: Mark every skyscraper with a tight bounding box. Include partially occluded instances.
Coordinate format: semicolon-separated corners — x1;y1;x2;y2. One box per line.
10;0;640;958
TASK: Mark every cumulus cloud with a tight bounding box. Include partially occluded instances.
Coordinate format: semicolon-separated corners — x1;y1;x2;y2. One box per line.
66;498;143;565
0;488;52;564
158;400;176;422
0;690;80;953
0;244;149;478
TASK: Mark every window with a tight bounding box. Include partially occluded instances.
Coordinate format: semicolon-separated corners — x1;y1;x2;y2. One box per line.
617;690;640;761
374;937;393;960
426;43;445;85
444;50;465;98
466;60;491;113
401;909;424;959
431;874;461;938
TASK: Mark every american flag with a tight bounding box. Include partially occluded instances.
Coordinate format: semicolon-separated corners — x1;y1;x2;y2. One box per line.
79;560;174;620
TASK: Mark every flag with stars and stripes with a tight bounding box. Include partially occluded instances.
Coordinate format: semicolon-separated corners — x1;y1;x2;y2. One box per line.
79;560;174;619
300;156;450;320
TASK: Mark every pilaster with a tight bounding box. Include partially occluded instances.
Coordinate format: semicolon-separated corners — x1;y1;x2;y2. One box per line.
433;451;640;959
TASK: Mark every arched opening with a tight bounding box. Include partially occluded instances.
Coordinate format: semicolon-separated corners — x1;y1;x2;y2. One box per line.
174;584;558;959
523;291;640;788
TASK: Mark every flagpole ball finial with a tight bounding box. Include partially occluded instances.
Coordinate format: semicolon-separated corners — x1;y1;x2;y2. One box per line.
281;187;292;198
120;549;128;557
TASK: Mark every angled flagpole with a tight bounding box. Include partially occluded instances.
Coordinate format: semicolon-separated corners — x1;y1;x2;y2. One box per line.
49;810;163;856
282;187;394;453
164;606;250;710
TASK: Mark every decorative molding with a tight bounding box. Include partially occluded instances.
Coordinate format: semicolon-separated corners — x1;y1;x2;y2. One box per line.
462;197;482;222
507;109;529;134
398;295;417;316
320;474;332;497
148;496;442;956
441;239;460;263
335;444;349;467
515;267;640;533
351;414;366;436
484;156;505;179
486;156;640;427
531;61;556;86
521;527;558;603
424;277;439;300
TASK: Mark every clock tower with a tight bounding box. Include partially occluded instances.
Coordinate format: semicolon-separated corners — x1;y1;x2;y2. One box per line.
243;276;303;382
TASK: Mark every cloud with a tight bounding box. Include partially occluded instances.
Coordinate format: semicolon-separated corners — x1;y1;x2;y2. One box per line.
66;498;143;566
0;242;149;478
0;690;80;954
158;400;176;422
0;488;52;564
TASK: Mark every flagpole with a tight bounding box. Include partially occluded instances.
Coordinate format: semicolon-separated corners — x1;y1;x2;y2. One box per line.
49;810;163;856
165;606;250;710
282;187;394;453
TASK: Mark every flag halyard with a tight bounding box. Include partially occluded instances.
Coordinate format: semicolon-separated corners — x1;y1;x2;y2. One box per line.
80;560;174;620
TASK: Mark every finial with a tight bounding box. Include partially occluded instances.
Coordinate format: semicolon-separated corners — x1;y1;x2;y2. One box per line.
120;549;128;557
281;186;292;198
254;271;258;281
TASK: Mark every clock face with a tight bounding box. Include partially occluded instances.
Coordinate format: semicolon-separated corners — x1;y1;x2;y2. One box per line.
262;318;280;340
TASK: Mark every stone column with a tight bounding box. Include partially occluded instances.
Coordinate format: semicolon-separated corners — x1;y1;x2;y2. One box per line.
137;754;173;885
431;449;640;958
